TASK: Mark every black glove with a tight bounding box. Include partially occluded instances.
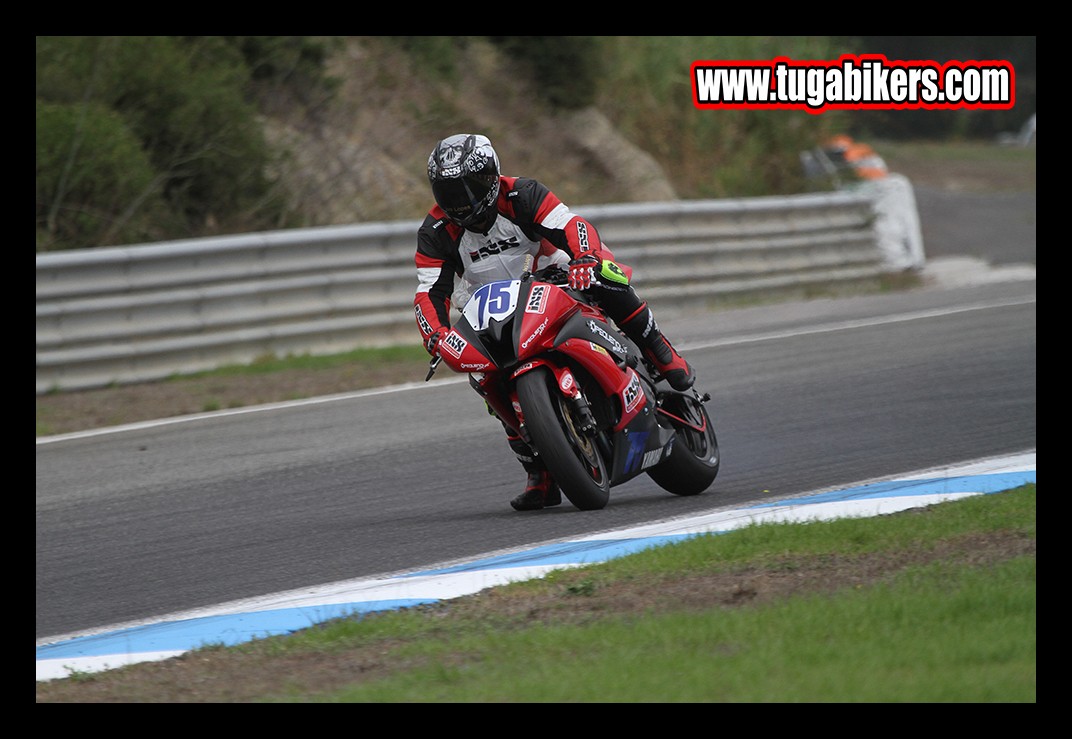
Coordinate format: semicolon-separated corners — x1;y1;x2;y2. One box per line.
425;328;446;356
567;255;601;291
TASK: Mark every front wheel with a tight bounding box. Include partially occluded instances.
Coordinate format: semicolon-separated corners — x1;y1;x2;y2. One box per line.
646;391;720;496
515;367;610;511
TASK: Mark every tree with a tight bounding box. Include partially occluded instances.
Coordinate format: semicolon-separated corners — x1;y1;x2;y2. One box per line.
36;36;293;250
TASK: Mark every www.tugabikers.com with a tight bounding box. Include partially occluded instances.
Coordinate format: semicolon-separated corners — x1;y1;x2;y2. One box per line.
691;54;1015;113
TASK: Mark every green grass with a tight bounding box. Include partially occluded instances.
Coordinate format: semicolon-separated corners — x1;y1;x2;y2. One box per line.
311;558;1033;703
302;487;1036;703
167;344;431;380
37;484;1036;703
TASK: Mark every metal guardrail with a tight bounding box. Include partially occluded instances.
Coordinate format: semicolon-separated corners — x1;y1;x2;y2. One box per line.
36;191;889;393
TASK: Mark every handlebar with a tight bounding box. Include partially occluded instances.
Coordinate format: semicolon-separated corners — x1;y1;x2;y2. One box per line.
528;265;570;286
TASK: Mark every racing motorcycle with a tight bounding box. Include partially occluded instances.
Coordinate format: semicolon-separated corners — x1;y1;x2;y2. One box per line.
426;259;720;511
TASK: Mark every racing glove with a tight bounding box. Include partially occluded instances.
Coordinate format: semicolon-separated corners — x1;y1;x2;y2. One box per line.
567;255;601;291
425;327;446;356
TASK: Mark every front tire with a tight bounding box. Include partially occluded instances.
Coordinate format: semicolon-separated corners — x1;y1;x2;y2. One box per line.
516;367;610;511
646;391;720;496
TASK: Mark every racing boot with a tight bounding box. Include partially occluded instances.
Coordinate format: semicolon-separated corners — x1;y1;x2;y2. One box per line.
617;304;695;391
510;469;562;511
507;432;562;511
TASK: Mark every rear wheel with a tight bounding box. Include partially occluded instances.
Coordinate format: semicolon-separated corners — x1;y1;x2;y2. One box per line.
516;367;610;511
646;392;720;495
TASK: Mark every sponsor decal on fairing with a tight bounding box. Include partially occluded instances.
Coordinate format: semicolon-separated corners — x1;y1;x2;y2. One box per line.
440;331;467;359
560;371;575;393
623;370;643;413
521;317;550;349
623;430;650;474
586;320;625;355
526;284;548;314
642;448;664;469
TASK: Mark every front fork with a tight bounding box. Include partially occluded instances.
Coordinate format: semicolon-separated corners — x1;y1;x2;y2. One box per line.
470;362;598;451
511;361;597;440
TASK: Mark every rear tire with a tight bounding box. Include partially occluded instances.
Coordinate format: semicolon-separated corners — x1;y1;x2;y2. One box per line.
516;368;610;511
646;392;720;496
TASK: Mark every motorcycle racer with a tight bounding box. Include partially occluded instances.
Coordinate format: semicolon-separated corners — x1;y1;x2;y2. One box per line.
414;133;695;511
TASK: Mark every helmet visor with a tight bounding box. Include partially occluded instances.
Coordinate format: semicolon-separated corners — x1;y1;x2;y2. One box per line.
432;175;496;226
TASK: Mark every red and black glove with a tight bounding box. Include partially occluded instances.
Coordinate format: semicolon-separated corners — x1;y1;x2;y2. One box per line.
567;255;601;291
425;327;446;356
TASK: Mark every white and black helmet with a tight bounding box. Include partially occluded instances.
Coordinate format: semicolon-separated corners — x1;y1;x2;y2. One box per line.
427;134;501;230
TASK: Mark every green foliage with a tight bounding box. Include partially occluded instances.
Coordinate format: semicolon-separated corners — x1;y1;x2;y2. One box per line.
36;99;172;251
35;36;330;251
381;36;467;83
489;36;601;110
227;36;338;85
594;36;854;198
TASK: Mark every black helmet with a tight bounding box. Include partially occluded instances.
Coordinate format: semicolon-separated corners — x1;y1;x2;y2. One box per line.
427;134;500;230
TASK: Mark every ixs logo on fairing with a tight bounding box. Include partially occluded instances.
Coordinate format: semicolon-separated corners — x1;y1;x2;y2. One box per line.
526;284;548;314
521;317;550;349
468;235;520;262
623;371;643;413
440;331;468;359
586;320;625;355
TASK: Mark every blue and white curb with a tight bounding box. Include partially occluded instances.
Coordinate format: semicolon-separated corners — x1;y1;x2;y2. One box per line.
36;450;1035;682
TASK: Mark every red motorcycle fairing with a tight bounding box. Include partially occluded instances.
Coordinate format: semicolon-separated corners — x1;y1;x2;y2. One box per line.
512;278;652;425
509;284;675;485
435;326;495;373
443;277;653;429
516;338;647;432
509;346;640;427
428;272;719;508
507;352;673;483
